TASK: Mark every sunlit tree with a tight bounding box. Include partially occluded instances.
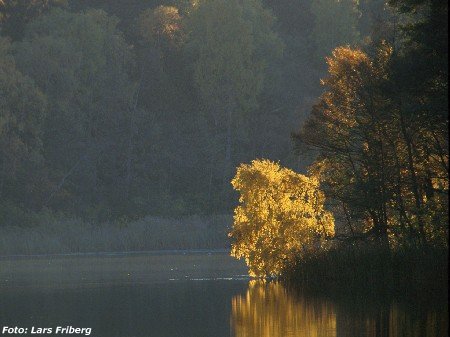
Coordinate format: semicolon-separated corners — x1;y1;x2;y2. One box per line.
295;43;448;246
229;159;334;277
138;5;183;49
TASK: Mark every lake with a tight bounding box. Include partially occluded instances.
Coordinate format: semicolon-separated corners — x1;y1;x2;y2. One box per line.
0;251;447;337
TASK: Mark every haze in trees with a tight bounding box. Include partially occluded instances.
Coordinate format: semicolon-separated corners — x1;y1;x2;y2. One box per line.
186;0;283;189
0;37;47;212
0;0;67;40
311;0;360;60
14;8;135;215
0;0;447;263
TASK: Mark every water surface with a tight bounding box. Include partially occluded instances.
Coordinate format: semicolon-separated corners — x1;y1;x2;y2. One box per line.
0;252;447;337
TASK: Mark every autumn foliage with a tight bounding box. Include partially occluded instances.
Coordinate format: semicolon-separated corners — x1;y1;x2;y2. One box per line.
296;44;448;247
229;160;334;277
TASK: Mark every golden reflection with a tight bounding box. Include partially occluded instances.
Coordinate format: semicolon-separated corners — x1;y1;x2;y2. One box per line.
231;282;448;337
231;281;337;337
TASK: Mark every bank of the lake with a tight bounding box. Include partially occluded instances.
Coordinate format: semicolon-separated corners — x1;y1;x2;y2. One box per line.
284;245;448;301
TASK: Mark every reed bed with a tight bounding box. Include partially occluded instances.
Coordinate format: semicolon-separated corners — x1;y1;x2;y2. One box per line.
285;245;448;299
0;214;232;255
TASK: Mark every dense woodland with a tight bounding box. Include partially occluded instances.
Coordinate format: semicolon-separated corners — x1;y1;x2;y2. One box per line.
0;0;448;266
0;0;385;223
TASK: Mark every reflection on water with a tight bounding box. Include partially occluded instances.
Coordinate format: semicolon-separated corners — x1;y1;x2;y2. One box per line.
231;282;448;337
231;281;336;337
0;253;447;337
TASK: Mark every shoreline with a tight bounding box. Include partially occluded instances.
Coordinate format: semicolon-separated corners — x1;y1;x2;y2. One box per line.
0;248;231;260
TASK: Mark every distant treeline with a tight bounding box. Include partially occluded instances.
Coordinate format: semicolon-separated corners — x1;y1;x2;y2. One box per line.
0;0;439;225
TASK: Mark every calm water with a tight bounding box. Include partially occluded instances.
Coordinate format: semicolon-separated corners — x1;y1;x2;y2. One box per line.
0;252;447;337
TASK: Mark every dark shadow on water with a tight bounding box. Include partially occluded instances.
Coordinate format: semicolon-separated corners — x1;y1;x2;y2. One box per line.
0;281;248;337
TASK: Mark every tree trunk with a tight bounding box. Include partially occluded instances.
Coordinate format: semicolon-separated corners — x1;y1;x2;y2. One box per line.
398;107;426;244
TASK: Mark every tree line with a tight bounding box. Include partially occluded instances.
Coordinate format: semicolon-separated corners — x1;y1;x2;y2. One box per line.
295;0;448;248
1;0;418;224
230;0;448;276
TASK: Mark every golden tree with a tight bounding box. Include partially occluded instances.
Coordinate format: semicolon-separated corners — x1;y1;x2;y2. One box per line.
229;159;334;277
295;44;449;246
138;6;183;48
